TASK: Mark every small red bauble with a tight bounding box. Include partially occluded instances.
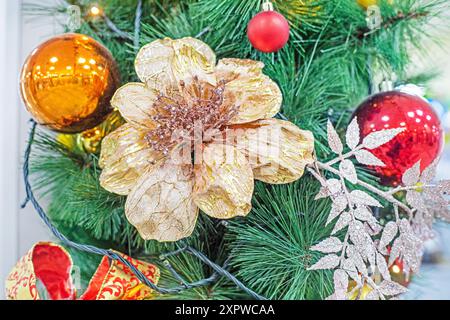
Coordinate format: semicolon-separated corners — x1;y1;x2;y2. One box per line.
247;11;290;53
353;91;443;186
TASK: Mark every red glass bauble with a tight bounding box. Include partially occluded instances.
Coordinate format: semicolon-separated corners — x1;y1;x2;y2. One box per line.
247;11;290;53
353;91;443;186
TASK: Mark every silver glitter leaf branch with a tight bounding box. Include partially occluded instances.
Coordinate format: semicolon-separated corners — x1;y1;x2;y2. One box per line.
306;119;443;300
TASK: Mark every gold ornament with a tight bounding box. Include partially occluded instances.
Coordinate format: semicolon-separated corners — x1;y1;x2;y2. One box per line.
20;33;120;133
357;0;378;8
357;0;392;9
274;0;321;19
99;37;315;242
78;110;125;153
347;282;376;300
58;110;125;154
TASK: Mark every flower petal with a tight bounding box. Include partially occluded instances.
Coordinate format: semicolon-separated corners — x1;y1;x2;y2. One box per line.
216;58;265;81
193;144;254;219
225;119;315;184
100;124;162;196
135;37;216;90
216;59;282;124
125;162;198;242
175;37;217;68
111;83;157;129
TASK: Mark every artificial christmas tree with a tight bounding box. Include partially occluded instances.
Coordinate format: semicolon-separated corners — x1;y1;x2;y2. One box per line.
8;0;450;300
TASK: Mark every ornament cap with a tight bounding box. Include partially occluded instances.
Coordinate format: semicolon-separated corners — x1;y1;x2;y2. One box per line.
380;79;394;92
262;1;274;11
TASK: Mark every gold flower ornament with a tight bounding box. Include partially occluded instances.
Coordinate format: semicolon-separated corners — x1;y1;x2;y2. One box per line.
99;37;315;242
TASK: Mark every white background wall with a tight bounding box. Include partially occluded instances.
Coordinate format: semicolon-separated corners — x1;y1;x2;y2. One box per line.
0;0;21;301
0;0;60;299
18;0;62;253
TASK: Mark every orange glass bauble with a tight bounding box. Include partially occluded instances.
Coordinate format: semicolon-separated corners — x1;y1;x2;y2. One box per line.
20;33;120;133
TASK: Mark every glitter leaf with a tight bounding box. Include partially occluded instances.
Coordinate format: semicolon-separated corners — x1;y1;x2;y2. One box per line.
438;180;450;195
326;179;343;195
378;280;407;296
347;245;368;276
406;190;426;212
354;149;385;167
350;190;382;207
365;220;382;236
364;241;377;269
354;206;377;224
327;120;343;155
388;237;403;266
308;254;340;271
333;269;349;296
398;218;411;234
332;211;352;235
398;220;424;273
349;221;376;268
376;252;391;281
326;198;348;226
315;186;330;200
346;117;360;150
420;158;439;183
379;221;398;250
362;128;405;150
342;259;361;286
311;237;343;253
348;220;367;247
402;161;421;186
340;160;358;184
424;188;448;208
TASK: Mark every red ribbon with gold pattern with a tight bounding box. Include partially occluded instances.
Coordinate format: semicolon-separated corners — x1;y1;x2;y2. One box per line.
5;242;160;300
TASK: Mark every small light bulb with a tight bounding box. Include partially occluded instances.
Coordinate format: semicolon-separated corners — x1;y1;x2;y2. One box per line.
392;265;401;274
90;6;101;16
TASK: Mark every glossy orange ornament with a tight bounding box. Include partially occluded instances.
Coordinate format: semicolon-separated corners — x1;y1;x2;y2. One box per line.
20;33;120;133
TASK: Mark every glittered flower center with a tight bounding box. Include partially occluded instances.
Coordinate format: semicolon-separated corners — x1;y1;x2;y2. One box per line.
146;77;238;155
